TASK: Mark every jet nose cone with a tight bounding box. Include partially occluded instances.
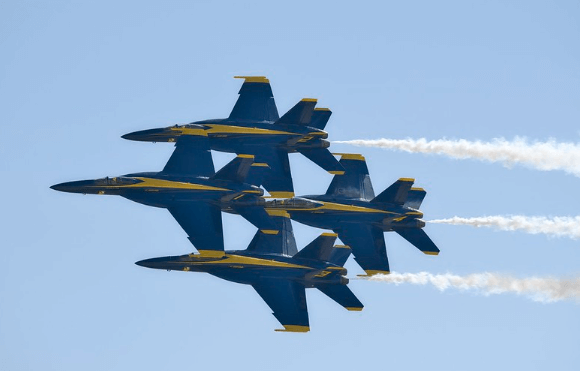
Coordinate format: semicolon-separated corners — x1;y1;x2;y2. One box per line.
135;259;151;268
122;128;171;142
50;181;80;193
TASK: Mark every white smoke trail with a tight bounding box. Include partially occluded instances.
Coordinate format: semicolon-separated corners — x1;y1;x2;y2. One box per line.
363;272;580;303
334;137;580;176
428;216;580;239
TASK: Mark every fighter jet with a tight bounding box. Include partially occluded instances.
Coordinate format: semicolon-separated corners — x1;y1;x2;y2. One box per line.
265;153;440;276
121;76;344;198
51;139;275;253
136;216;363;332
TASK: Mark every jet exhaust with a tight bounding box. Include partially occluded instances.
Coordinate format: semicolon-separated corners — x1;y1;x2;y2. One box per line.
360;272;580;303
428;215;580;240
334;137;580;177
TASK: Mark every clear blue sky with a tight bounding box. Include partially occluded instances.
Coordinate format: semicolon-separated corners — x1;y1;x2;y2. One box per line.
1;1;579;370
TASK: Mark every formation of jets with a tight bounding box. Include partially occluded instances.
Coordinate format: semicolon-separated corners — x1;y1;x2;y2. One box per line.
52;76;440;332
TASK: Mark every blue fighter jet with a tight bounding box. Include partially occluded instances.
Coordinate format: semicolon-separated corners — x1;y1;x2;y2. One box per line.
121;76;344;198
264;153;440;276
51;139;275;253
136;216;363;332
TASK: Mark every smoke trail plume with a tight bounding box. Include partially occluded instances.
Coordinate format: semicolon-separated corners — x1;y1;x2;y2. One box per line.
363;272;580;303
428;216;580;239
334;137;580;176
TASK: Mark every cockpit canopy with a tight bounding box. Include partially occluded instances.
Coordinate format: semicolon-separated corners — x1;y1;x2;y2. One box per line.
269;197;323;209
94;177;142;186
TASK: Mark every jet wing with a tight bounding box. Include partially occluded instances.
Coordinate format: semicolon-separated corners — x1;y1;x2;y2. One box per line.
162;137;214;177
229;76;279;122
167;202;224;252
252;280;309;332
335;224;390;275
241;147;294;198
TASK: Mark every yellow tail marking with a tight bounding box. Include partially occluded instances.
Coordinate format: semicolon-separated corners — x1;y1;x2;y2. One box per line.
331;153;365;161
301;98;317;102
398;178;415;182
411;187;425;191
424;251;439;256
328;171;345;175
275;325;310;333
346;307;363;311
314;107;330;111
321;232;338;237
260;230;280;235
251;162;269;167
234;76;269;83
334;244;350;249
237;154;255;159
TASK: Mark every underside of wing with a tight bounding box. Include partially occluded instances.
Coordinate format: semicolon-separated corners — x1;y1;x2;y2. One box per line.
229;76;279;122
168;202;224;253
336;224;390;275
252;280;309;332
162;137;215;177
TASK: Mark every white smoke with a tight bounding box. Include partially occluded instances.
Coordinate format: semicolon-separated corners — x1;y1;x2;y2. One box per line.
334;137;580;176
363;272;580;303
428;216;580;239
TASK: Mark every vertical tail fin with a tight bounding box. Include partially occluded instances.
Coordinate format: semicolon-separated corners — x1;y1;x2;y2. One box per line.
275;98;317;126
309;108;332;130
404;188;427;209
246;215;298;256
325;154;375;200
211;154;254;183
371;178;414;205
292;232;338;261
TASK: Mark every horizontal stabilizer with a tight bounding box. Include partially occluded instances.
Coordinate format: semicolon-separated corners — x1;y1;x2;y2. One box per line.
325;154;375;200
229;76;279;122
293;233;337;261
211;155;253;183
371;178;414;205
275;98;317;126
162;137;215;177
336;224;390;274
298;148;344;173
317;284;363;311
395;228;440;255
404;188;427;209
246;216;298;256
309;108;332;130
252;280;309;332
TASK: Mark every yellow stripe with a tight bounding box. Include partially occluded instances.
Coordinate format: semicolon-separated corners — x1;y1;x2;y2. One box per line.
318;202;393;214
251;163;269;167
301;98;317;102
234;76;269;83
197;250;226;258
265;209;291;218
398;178;415;182
358;270;390;277
237;154;254;159
331;153;365;161
346;307;363;311
92;177;230;192
268;191;295;198
328;171;345;175
260;230;279;235
333;244;350;249
173;125;298;137
314;107;330;111
411;187;425;191
424;251;439;256
321;232;338;237
275;325;310;333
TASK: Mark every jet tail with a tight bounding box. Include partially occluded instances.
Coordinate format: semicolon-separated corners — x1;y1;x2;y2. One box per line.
210;154;254;183
309;108;332;130
404;188;426;209
325;154;375;200
275;98;317;126
371;178;414;205
395;228;440;255
246;215;298;256
293;233;338;262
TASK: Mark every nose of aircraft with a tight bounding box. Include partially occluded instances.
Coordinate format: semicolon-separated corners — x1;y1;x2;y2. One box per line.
50;180;96;194
122;128;170;142
135;256;174;270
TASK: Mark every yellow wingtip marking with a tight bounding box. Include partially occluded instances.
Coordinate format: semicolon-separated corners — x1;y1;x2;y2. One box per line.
275;325;310;333
268;192;295;198
331;153;365;161
321;232;338;237
398;178;415;182
346;307;363;311
301;98;317;102
314;107;330;111
424;251;439;256
237;154;255;159
333;244;350;249
260;230;280;235
234;76;269;83
329;171;345;175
